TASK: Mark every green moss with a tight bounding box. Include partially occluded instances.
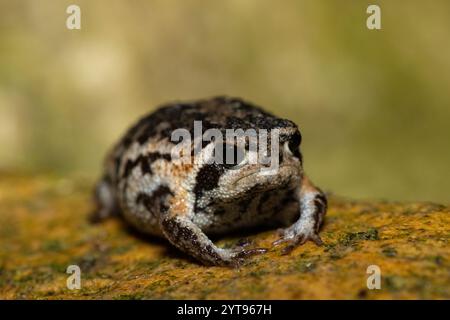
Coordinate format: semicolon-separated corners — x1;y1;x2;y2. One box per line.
114;293;146;300
136;260;164;271
295;261;317;273
248;270;270;278
339;228;380;246
384;276;408;292
41;239;67;252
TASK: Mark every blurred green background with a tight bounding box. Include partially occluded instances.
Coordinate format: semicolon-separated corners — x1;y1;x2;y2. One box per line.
0;1;449;203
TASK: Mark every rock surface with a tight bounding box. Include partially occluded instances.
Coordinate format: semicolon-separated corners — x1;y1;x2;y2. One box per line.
0;174;448;299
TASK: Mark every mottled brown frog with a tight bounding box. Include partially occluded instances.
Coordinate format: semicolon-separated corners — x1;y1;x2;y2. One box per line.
92;96;327;266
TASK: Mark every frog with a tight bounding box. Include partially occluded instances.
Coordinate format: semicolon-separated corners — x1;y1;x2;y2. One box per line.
91;96;327;266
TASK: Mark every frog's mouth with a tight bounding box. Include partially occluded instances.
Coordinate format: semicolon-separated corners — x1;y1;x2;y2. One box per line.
230;164;300;188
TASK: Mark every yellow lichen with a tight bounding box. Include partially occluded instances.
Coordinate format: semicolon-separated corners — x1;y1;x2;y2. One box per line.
0;174;448;299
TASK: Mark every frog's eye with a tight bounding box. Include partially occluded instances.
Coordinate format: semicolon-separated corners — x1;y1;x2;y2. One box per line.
285;132;302;157
221;143;248;169
284;141;299;157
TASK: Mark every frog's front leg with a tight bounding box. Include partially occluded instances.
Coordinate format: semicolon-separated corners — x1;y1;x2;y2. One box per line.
273;175;327;254
160;210;267;267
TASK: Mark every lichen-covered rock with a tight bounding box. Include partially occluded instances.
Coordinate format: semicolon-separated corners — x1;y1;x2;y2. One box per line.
0;173;448;299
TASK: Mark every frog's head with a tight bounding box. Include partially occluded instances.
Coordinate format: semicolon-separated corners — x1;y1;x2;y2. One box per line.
192;121;303;204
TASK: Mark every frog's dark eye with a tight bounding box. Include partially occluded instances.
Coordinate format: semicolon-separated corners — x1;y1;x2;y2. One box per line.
286;132;302;158
220;143;247;169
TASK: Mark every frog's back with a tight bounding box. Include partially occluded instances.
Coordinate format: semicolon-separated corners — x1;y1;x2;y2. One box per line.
116;96;288;149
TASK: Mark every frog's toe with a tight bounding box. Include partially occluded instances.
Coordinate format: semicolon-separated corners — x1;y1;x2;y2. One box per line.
273;229;323;255
272;237;291;247
229;240;267;255
235;237;253;248
310;233;324;246
235;247;268;258
272;226;296;246
226;247;268;268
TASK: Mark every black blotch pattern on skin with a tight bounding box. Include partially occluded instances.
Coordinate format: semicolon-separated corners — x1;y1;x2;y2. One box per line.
193;164;225;195
114;96;301;149
123;155;146;178
147;152;171;163
315;193;327;205
136;185;174;215
140;156;151;175
193;164;225;212
225;114;293;131
133;103;197;145
122;152;171;179
313;192;327;231
136;105;222;146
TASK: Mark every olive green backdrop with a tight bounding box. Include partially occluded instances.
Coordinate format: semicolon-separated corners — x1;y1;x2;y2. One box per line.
1;1;449;202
